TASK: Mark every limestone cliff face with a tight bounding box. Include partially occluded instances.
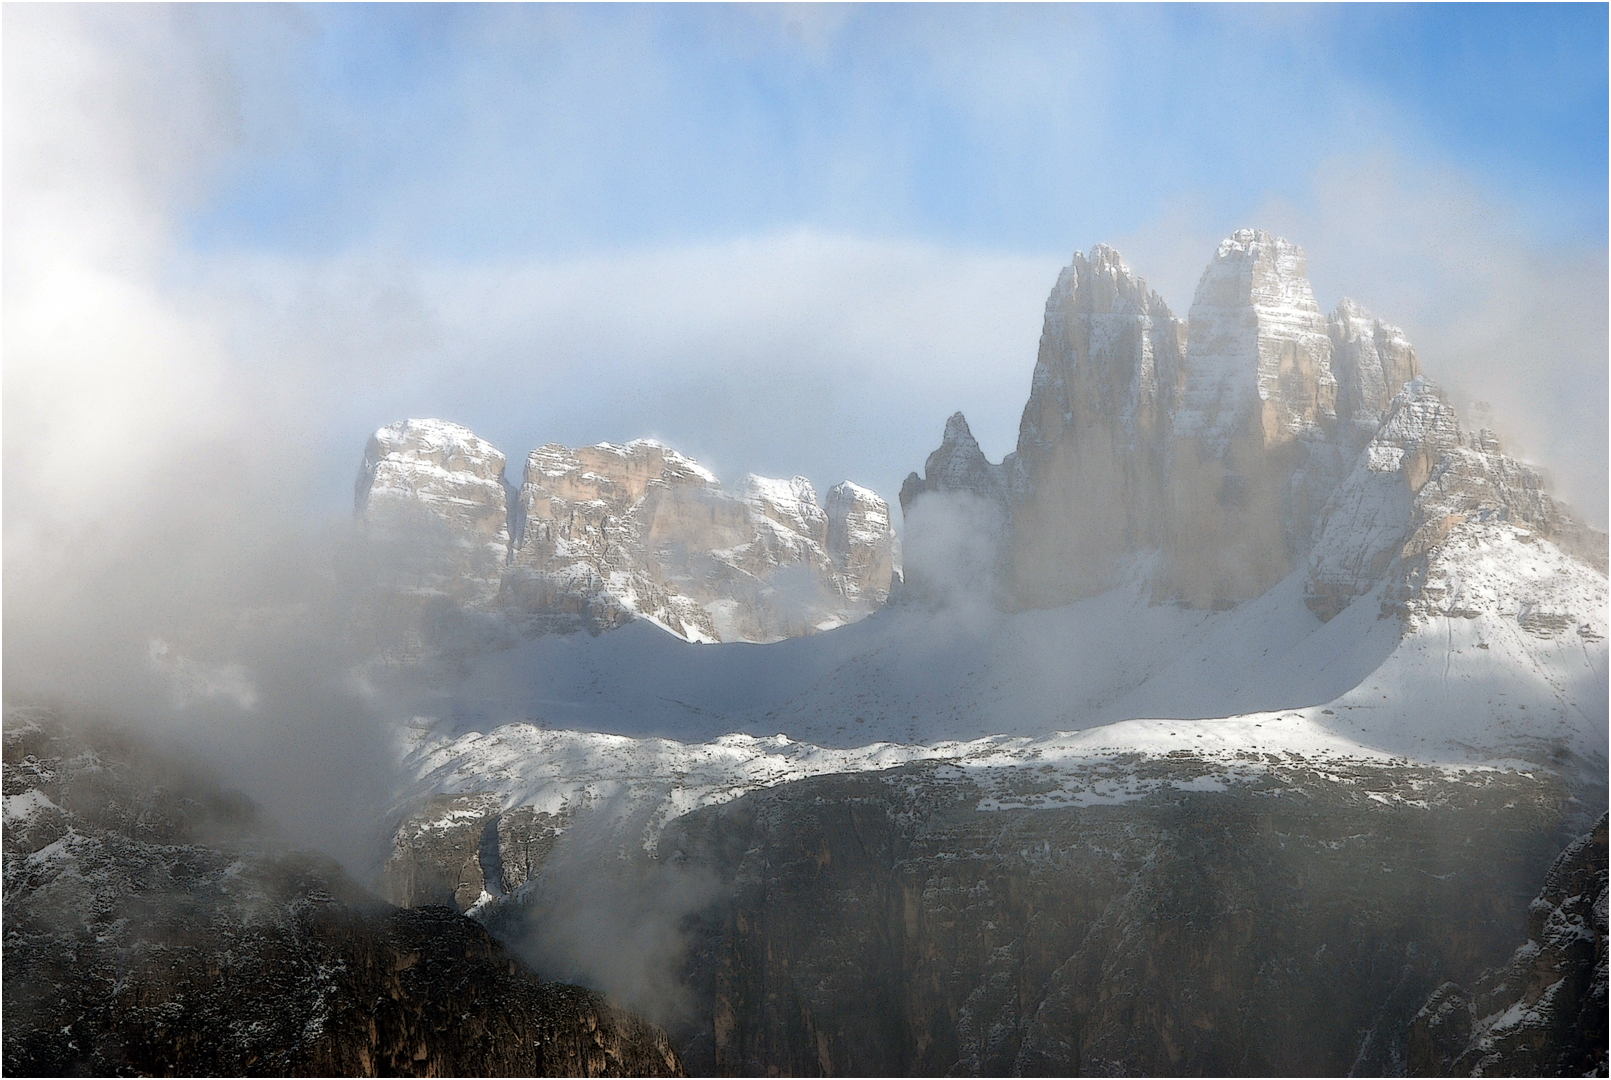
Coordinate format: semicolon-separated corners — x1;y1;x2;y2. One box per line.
1175;229;1337;448
826;481;898;605
0;708;682;1078
1007;245;1185;604
1328;298;1422;429
1304;376;1607;634
657;758;1572;1077
381;792;561;912
357;418;514;605
1408;814;1607;1077
357;429;898;644
902;230;1604;619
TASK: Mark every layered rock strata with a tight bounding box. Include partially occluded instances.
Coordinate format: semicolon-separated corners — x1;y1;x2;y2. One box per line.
1303;376;1605;628
902;230;1603;620
357;418;514;605
0;708;682;1078
357;426;898;644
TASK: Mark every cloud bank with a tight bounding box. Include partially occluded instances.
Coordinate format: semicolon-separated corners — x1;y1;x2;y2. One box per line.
3;7;1605;872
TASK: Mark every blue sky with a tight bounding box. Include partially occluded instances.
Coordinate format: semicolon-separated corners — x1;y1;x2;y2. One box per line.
8;3;1609;539
188;4;1607;259
6;2;1604;859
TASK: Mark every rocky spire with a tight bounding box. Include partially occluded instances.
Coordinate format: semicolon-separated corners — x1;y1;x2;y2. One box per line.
1177;229;1337;450
1326;298;1420;430
899;412;1012;515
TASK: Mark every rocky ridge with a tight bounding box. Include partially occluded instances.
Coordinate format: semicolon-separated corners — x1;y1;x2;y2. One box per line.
1;707;682;1078
358;424;897;644
901;229;1605;619
657;758;1577;1076
1408;814;1607;1077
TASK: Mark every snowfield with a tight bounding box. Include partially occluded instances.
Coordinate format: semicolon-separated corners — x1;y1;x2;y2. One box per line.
383;536;1606;847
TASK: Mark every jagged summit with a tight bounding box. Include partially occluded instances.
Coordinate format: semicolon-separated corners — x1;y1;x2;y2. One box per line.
357;424;897;645
1327;298;1421;428
902;231;1604;620
899;412;1011;517
1179;228;1337;448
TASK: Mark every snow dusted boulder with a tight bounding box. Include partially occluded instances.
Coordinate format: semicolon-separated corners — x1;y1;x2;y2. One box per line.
356;418;512;605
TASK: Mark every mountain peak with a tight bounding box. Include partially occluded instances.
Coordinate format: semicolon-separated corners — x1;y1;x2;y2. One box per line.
942;411;977;447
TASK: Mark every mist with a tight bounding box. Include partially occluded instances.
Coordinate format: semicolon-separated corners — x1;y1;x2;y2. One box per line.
5;4;1605;873
496;797;720;1028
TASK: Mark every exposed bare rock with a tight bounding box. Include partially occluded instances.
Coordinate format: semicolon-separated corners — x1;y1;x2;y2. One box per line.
1176;228;1338;448
898;413;1016;603
657;756;1573;1077
506;439;894;642
358;426;897;644
826;481;898;606
1006;244;1185;604
902;230;1603;623
1159;229;1350;606
899;411;1014;515
1305;376;1463;621
0;708;682;1078
1303;376;1608;638
1408;814;1607;1077
381;791;561;912
356;418;513;605
1328;298;1421;429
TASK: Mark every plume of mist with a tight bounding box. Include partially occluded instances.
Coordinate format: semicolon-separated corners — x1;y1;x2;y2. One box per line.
896;491;1009;630
2;7;406;873
503;796;720;1026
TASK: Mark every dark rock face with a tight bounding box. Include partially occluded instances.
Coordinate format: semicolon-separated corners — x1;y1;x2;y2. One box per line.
381;792;561;911
656;758;1576;1077
1;709;681;1077
1408;814;1608;1077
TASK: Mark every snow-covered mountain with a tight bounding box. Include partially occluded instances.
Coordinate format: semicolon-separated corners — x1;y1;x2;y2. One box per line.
367;230;1605;859
356;422;898;644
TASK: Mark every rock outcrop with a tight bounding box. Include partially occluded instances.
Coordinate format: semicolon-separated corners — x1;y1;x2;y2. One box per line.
357;430;898;644
1303;375;1605;628
655;756;1573;1076
1006;244;1183;601
357;418;514;605
1408;814;1607;1077
901;230;1603;620
1;708;682;1078
1328;297;1421;429
381;791;561;912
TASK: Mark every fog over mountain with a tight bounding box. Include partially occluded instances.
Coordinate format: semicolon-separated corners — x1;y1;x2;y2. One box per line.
4;6;1606;1077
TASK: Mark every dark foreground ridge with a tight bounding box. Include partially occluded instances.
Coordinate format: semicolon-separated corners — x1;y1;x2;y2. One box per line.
0;708;682;1077
645;758;1593;1076
1409;813;1608;1077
